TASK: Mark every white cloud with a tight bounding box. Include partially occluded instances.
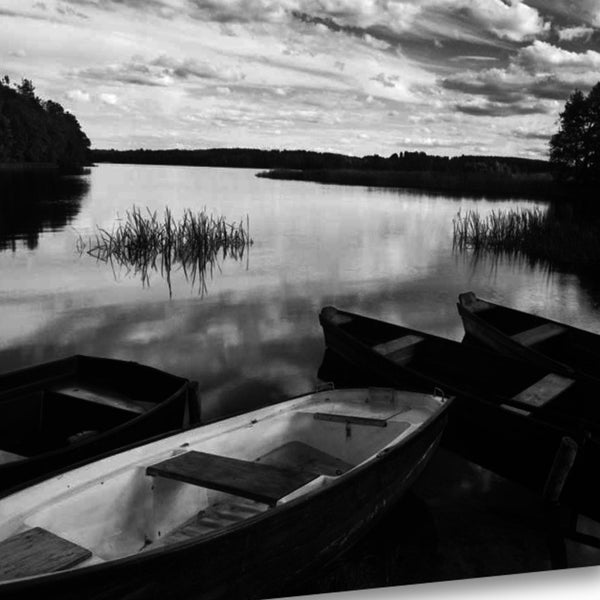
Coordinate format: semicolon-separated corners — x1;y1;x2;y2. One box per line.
557;25;595;42
8;48;26;57
66;88;90;101
518;40;600;72
99;92;118;104
459;0;550;42
442;40;600;118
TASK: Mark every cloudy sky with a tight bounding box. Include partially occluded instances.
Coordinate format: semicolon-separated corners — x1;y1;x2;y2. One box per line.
1;0;599;158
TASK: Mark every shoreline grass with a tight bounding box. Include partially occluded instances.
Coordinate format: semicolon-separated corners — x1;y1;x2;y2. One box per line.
77;206;253;297
452;207;600;272
257;168;560;199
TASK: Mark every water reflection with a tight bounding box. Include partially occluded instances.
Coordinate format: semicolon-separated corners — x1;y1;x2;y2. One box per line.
81;236;251;299
2;164;600;593
78;206;252;298
0;169;88;251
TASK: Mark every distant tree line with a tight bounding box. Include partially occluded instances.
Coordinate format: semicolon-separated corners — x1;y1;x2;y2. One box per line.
0;76;90;169
91;147;550;175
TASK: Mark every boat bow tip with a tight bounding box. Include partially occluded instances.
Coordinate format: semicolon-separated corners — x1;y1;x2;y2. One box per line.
458;291;477;308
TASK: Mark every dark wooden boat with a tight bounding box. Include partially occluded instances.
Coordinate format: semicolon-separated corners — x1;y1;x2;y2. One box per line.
0;387;449;599
457;291;600;382
319;306;600;522
0;355;198;492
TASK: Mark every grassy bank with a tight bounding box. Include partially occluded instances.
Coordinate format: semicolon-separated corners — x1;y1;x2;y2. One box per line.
453;208;600;271
257;168;559;199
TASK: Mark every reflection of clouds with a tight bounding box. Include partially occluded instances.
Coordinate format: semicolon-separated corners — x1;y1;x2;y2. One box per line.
0;294;324;421
4;166;600;422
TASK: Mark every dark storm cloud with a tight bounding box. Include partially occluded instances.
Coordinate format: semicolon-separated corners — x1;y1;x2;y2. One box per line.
455;100;551;117
442;37;600;118
292;11;376;39
289;6;518;73
527;0;600;29
512;128;553;141
443;70;593;104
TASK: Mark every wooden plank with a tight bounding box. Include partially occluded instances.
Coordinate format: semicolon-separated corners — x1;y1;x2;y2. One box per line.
511;323;566;347
313;413;387;427
147;451;319;507
157;499;267;546
373;335;424;356
0;527;91;581
512;373;575;409
500;404;531;417
257;441;353;477
49;384;154;415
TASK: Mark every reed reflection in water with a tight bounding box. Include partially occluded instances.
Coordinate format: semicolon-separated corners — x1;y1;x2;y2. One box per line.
77;206;253;297
452;207;600;274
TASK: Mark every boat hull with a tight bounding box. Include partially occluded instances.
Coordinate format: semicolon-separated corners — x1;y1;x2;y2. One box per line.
0;355;196;492
457;300;572;376
319;308;600;522
457;292;600;384
0;403;448;600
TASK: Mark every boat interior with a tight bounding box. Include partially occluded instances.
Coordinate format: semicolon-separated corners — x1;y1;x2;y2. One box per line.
0;383;152;464
324;308;598;426
0;357;184;466
0;388;443;582
460;295;600;372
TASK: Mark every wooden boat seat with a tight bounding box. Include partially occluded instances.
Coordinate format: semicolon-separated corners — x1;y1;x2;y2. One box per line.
256;441;353;476
47;384;154;415
0;527;91;582
511;373;575;410
372;335;424;365
511;323;567;347
146;451;319;507
313;412;388;427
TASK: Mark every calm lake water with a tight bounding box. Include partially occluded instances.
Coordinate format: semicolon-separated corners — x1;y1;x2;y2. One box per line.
2;163;600;421
2;163;600;594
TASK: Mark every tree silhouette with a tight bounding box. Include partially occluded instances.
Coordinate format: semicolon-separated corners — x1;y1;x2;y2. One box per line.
550;82;600;184
0;76;90;168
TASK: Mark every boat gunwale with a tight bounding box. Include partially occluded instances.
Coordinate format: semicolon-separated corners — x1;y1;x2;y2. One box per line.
458;293;599;340
456;292;596;379
0;355;192;479
318;306;599;441
0;387;451;589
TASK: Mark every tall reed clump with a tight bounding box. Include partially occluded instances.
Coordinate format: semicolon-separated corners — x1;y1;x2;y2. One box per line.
77;206;253;296
453;207;600;272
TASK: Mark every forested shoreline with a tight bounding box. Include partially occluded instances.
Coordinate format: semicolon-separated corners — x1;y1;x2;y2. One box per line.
92;147;550;175
0;77;90;171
